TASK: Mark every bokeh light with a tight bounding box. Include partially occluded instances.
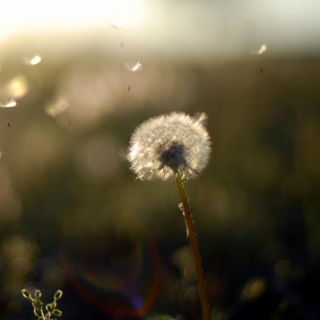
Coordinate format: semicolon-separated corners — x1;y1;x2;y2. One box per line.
75;134;122;181
1;233;39;285
2;75;29;99
0;167;21;225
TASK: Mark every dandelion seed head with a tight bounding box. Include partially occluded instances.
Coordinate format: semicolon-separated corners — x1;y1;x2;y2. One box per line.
128;112;211;181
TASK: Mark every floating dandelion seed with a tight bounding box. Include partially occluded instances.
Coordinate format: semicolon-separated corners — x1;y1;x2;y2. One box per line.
124;61;143;73
111;20;125;48
22;56;41;84
193;112;208;126
128;112;211;181
111;20;124;29
250;43;267;55
124;62;143;92
1;99;17;108
0;99;17;127
250;44;267;73
23;55;42;65
258;44;267;54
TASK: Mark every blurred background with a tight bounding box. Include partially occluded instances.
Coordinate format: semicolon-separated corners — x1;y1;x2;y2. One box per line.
1;0;320;319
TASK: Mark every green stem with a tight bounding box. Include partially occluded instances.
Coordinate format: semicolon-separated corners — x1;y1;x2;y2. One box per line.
175;172;210;320
41;308;46;320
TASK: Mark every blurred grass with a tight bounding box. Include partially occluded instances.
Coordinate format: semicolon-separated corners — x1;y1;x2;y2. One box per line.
0;53;320;319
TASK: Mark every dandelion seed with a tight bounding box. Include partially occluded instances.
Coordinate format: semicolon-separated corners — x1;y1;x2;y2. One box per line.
1;99;17;127
111;20;124;29
128;112;211;181
258;44;267;54
23;55;42;65
124;61;143;73
124;62;142;92
0;99;17;108
193;112;208;126
123;61;143;91
111;20;125;48
250;44;267;55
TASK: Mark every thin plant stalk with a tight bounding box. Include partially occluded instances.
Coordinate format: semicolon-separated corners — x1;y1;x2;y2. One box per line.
175;172;210;320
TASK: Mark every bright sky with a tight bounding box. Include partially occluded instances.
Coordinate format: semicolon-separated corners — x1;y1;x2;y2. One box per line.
1;0;319;59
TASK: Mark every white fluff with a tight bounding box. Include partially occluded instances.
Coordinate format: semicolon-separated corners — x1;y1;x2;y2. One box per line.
128;112;211;181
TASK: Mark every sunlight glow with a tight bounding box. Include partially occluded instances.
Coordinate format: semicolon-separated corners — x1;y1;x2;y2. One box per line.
0;0;147;37
111;20;124;29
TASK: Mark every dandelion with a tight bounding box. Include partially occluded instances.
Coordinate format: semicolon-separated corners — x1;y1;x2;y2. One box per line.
128;112;211;320
128;112;210;181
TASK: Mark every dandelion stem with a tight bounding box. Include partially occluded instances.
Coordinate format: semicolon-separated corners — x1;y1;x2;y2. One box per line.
175;172;210;320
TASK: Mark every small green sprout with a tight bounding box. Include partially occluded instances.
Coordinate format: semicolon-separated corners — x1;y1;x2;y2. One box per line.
21;289;63;320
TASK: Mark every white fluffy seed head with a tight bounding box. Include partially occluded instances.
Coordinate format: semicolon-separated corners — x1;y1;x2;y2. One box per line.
128;112;211;181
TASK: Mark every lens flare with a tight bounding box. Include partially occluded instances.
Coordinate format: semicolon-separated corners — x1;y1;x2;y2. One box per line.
60;229;161;318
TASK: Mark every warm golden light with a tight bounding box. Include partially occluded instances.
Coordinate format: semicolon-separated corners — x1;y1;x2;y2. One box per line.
0;0;147;37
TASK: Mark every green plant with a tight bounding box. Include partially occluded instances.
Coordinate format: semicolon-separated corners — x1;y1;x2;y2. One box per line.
21;289;63;320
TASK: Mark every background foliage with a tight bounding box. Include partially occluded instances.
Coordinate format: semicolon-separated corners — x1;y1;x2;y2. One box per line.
1;3;320;318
